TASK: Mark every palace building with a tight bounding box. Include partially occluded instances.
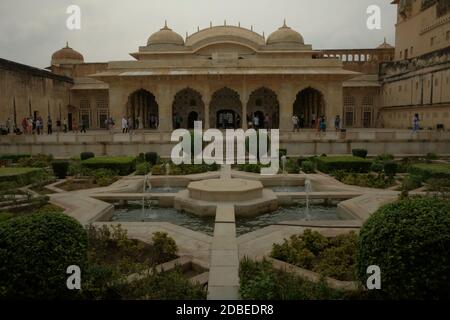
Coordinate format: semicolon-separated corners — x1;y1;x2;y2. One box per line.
1;0;448;132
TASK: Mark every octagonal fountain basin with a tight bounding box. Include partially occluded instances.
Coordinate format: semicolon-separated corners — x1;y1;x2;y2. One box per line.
174;178;278;217
188;178;263;202
111;202;342;237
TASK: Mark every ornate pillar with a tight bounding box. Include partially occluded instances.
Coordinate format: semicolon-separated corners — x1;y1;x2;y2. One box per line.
241;79;248;130
325;81;343;128
109;84;128;129
157;84;173;132
278;83;294;132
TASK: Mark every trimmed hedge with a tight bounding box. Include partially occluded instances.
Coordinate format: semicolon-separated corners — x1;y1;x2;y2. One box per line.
81;157;136;176
356;197;450;299
0;167;45;187
409;163;450;180
52;161;70;179
352;149;368;159
0;212;88;299
0;154;31;162
145;152;159;165
314;156;372;173
80;152;95;161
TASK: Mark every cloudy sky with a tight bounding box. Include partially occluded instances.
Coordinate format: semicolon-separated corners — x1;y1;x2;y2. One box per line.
0;0;397;69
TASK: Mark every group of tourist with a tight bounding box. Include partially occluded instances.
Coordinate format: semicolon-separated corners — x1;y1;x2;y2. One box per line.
292;114;342;135
119;115;159;132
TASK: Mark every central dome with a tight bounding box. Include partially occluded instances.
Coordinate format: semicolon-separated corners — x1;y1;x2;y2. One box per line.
267;22;304;45
147;23;184;46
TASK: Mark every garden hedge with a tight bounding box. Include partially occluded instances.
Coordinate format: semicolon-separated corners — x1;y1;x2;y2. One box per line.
80;152;95;161
356;196;450;299
81;156;136;176
52;161;70;179
0;212;88;299
145;152;159;165
0;154;31;162
314;156;372;173
408;163;450;180
0;167;45;187
352;149;368;159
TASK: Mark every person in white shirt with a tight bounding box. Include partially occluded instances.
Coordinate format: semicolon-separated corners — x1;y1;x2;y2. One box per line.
292;115;299;132
121;116;128;133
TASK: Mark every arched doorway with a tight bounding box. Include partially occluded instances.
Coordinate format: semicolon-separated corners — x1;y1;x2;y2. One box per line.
210;87;242;129
293;87;325;128
187;111;199;129
247;87;280;129
127;89;159;129
172;88;205;129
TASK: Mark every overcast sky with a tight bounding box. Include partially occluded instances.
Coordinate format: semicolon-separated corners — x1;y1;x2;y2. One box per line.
0;0;397;69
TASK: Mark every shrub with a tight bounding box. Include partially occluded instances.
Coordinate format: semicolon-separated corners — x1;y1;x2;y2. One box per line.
0;167;46;188
279;149;287;159
0;212;88;299
145;152;159;165
370;161;384;173
426;178;450;199
409;163;450;180
136;153;145;163
0;154;31;163
401;174;423;191
271;230;358;282
375;153;394;161
352;149;368;159
136;162;151;175
239;258;352;300
425;152;438;161
301;160;316;173
82;157;136;176
383;161;398;177
67;161;93;177
314;156;372;173
356;197;450;299
283;158;299;174
51;161;70;179
92;169;117;187
152;232;178;265
18;154;53;168
80;152;95;161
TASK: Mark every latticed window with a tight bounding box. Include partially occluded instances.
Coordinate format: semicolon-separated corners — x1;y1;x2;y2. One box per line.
362;97;374;128
80;98;90;109
344;96;356;127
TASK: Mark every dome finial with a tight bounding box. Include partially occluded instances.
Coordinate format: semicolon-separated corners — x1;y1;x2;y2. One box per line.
238;21;241;27
210;21;212;28
263;31;265;39
164;20;168;28
65;41;69;48
283;19;287;27
224;20;226;26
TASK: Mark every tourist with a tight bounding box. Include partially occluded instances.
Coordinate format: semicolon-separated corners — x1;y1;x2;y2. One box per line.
334;115;341;133
36;117;42;135
6;118;11;134
311;113;317;128
56;118;61;133
121;116;128;133
412;113;420;134
253;114;259;130
72;118;78;133
292;114;299;132
104;117;109;130
47;116;53;135
320;115;327;134
236;114;241;129
264;114;270;129
80;118;87;133
299;113;305;128
28;117;33;134
135;117;139;130
128;117;133;133
21;117;28;134
63;118;68;133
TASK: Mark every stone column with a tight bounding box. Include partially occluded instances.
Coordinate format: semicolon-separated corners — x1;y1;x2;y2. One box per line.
241;80;248;130
157;84;173;132
278;83;294;132
109;84;128;131
204;98;210;129
326;81;343;128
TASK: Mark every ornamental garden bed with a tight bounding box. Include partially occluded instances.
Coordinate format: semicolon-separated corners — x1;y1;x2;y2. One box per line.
81;156;136;176
0;167;46;187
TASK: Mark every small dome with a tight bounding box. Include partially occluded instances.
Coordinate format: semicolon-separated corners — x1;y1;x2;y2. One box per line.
267;22;304;45
51;43;84;65
377;38;394;49
147;23;184;46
